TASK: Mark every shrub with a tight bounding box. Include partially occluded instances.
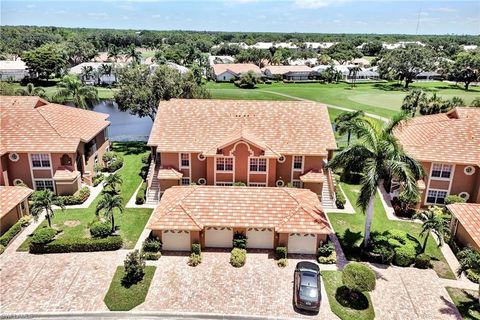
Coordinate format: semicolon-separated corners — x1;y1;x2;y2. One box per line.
342;262;376;292
90;221;111;238
318;251;337;264
317;241;335;257
188;253;202;267
143;252;161;260
30;227;56;245
192;243;201;255
335;189;346;209
370;245;395;264
386;229;408;244
19;216;31;227
277;258;288;268
444;195;466;205
122;250;145;286
387;238;403;248
232;232;247;249
56;187;90;205
93;174;105;187
230;248;246;267
29;236;123;253
275;246;288;260
0;244;4;255
102;152;124;173
142;237;162;252
0;220;23;247
465;269;480;284
135;182;147;204
141;153;150;164
414;253;431;269
393;244;416;267
102;151;116;163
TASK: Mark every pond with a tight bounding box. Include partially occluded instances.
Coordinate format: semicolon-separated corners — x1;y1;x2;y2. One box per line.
91;100;153;142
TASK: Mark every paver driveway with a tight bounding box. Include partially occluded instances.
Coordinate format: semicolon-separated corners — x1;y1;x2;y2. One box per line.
136;250;338;319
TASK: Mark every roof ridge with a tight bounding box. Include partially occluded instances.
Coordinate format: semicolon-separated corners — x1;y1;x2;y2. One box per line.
178;203;203;229
32;102;67;138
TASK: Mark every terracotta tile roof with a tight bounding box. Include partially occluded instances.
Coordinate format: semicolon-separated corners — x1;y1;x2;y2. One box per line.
157;168;183;180
300;170;325;183
0;186;33;219
394;108;480;165
447;203;480;249
262;65;313;74
53;169;80;181
0;96;110;155
148;99;337;157
148;186;331;234
212;63;262;76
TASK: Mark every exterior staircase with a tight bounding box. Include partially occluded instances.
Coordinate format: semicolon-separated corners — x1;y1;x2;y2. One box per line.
321;182;336;210
145;161;161;205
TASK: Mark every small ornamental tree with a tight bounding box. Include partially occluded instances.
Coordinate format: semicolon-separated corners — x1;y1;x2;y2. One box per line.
342;262;376;294
122;250;145;287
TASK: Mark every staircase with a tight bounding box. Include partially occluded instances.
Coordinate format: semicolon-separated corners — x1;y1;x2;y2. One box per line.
145;161;161;205
321;182;336;210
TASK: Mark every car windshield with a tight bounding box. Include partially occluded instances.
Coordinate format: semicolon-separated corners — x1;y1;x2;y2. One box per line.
299;285;318;301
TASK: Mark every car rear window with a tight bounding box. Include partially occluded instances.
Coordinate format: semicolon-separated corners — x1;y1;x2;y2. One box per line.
299;285;318;301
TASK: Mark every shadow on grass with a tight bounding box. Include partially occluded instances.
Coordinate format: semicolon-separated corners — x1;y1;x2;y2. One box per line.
337;229;363;261
112;141;148;155
335;286;370;310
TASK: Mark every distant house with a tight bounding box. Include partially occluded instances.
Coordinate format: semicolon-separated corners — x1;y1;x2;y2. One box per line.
208;55;235;66
312;65;379;81
70;62;118;85
304;42;336;50
288;58;318;66
212;63;262;82
149;62;190;74
415;71;443;81
262;65;314;81
447;203;480;251
463;45;478;51
0;59;28;81
350;58;371;67
0;186;33;235
92;52;132;64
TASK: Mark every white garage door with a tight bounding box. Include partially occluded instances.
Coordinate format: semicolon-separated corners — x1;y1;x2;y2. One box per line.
246;228;274;249
205;227;233;248
162;230;191;251
288;233;317;254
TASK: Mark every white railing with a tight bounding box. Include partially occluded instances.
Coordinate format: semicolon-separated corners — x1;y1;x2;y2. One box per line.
146;160;156;195
326;168;336;202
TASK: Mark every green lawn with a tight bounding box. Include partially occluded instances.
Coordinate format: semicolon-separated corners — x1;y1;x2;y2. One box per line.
206;81;480;119
327;182;456;279
446;287;480;320
104;266;156;311
322;270;375;320
12;83;117;100
18;142;152;251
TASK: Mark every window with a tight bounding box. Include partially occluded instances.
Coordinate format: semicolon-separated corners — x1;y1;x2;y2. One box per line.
34;180;54;192
249;158;267;172
248;183;266;187
293;156;303;171
181;177;191;185
216;182;233;186
180;153;190;168
431;163;452;179
216;157;233;171
292;180;303;188
426;189;448;204
31;154;50;168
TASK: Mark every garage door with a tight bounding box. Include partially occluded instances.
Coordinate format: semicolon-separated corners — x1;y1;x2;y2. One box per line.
288;233;317;254
205;227;233;248
162;230;191;251
246;228;274;249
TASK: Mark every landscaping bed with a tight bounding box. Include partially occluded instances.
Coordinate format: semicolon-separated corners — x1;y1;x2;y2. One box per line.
446;287;480;320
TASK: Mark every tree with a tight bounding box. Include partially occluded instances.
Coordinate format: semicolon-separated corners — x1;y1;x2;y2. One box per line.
450;51;480;91
326;42;362;65
22;43;66;80
30;190;65;228
348;66;362;87
334;110;365;146
235;71;259;89
53;75;99;109
122;250;145;286
414;207;449;252
63;36;98;67
401;89;427;117
361;41;383;56
95;193;124;233
103;173;123;195
107;45;121;62
419;93;453;115
15;83;47;99
123;44;142;64
456;248;480;306
378;45;435;88
327;114;424;246
80;65;94;83
235;48;270;67
99;63;114;83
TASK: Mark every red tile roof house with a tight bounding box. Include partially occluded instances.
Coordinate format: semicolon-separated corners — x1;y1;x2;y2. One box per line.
212;63;262;82
447;203;480;251
262;65;314;81
393;107;480;207
0;96;111;195
0;186;33;234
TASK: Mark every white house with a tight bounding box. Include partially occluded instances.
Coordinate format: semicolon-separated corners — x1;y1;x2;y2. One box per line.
70;62;118;85
262;65;314;81
208;55;235;66
0;59;28;81
149;62;190;74
212;63;262;82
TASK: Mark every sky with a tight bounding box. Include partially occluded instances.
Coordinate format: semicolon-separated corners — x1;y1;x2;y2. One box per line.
1;0;479;35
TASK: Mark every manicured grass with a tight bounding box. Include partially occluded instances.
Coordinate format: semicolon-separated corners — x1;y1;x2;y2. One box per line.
322;270;375;320
18;142;152;251
327;182;456;280
104;266;156;311
446;287;480;320
12;83;117;100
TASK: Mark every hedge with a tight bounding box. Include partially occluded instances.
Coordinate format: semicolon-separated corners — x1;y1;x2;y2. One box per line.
29;236;123;253
90;222;112;238
342;262;376;292
393;244;416;267
318;251;337;264
135;182;147;205
57;187;90;205
414;253;431;269
0;220;23;247
465;269;480;284
30;227;56;245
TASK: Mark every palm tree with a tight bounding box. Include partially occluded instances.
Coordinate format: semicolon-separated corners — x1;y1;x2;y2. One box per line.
100;63;113;83
123;44;142;64
30;190;65;228
414;207;449;252
334;110;365;146
15;83;47;99
96;193;124;233
456;248;480;306
54;75;99;109
107;45;121;63
80;66;94;84
103;173;123;195
348;66;362;88
327;113;424;247
401;89;427;117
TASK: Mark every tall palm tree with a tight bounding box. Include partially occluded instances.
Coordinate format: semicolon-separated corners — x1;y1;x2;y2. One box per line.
96;193;124;233
414;207;449;252
327;113;424;247
348;66;362;88
334;110;365;146
54;75;99;109
107;45;121;63
80;66;94;84
456;248;480;306
15;83;47;99
30;190;65;228
103;173;123;195
401;89;427;117
123;44;142;64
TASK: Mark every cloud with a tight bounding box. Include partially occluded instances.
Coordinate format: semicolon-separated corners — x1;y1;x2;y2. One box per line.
429;7;458;13
294;0;347;9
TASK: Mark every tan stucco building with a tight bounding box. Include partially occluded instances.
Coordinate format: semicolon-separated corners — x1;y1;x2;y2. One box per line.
447;203;480;251
0;186;33;235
